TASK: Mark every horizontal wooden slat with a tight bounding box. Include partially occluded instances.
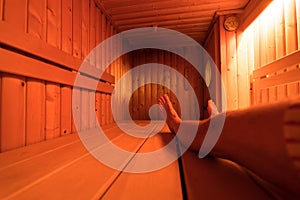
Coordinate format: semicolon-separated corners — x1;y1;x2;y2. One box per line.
253;50;300;79
3;126;147;199
0;21;114;84
0;48;114;94
253;68;300;90
102;133;182;200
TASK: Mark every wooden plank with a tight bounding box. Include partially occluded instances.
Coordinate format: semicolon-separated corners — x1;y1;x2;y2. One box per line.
268;86;277;103
255;68;300;89
261;88;269;104
89;0;96;66
145;50;152;120
27;0;47;40
96;6;102;69
46;0;62;48
238;0;272;31
275;0;286;59
151;50;159;119
89;91;96;129
181;151;272;200
45;82;61;140
132;52;139;120
105;94;110;125
225;30;238;110
287;82;300;98
101;93;106;125
0;22;114;84
0;74;26;152
253;50;300;79
0;48;114;94
277;85;288;101
72;0;82;58
2;0;26;31
139;50;146;120
61;86;72;135
81;89;89;131
259;17;267;67
7;128;146;199
284;0;298;54
0;126;121;199
61;0;73;54
81;0;89;60
71;88;81;133
0;0;3;21
102;134;182;200
26;79;45;145
101;12;106;72
237;32;250;108
95;92;101;126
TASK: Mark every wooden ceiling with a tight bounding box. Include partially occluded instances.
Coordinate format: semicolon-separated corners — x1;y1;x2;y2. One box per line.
98;0;250;44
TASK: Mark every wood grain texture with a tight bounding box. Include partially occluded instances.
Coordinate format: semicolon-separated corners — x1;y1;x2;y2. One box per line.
27;0;46;40
60;86;72;135
26;79;45;145
46;0;62;48
0;74;26;152
45;82;61;140
61;0;73;54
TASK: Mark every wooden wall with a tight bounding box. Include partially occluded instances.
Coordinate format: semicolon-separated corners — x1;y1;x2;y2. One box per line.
0;0;131;152
129;49;206;120
205;0;300;110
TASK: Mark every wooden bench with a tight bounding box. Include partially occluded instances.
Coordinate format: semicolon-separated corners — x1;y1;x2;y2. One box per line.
0;121;275;200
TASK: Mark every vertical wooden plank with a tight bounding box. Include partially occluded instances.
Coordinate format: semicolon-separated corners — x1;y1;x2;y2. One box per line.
61;86;72;135
101;12;106;72
0;0;3;21
101;93;106;125
81;0;89;60
45;82;61;140
225;30;238;109
268;86;277;103
105;94;109;125
237;32;250;109
46;0;62;48
95;6;102;69
145;50;152;120
151;50;159;119
164;51;171;96
95;92;101;126
219;16;228;111
253;21;261;70
261;88;269;104
138;50;146;120
71;88;81;133
275;0;286;59
132;52;139;120
285;0;298;54
157;50;164;99
27;0;46;40
89;0;96;66
106;20;111;74
61;0;73;54
72;0;82;58
0;74;26;152
278;84;288;101
89;91;96;128
2;0;26;31
81;89;89;130
266;13;276;64
287;82;300;98
259;17;267;67
26;79;45;145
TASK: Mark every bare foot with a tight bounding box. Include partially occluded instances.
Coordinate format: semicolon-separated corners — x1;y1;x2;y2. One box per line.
158;94;181;133
208;100;219;117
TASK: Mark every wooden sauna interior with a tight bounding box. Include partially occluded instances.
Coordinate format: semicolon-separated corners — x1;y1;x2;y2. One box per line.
0;0;300;199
